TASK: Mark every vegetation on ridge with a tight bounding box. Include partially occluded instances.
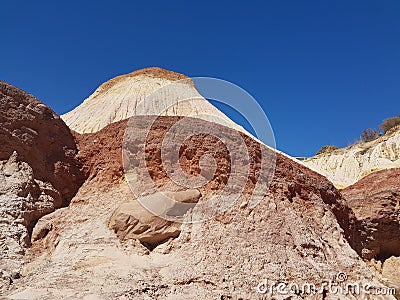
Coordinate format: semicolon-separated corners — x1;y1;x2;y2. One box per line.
315;114;399;156
316;145;339;155
380;115;400;133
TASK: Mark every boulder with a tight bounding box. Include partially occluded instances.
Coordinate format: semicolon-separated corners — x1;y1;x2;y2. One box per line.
109;190;201;248
382;256;400;291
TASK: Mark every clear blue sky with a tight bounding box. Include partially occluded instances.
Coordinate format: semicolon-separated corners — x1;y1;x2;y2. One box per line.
1;1;399;157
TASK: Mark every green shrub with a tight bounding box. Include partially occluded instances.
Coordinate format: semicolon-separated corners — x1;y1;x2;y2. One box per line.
380;115;400;133
360;128;381;142
316;145;339;155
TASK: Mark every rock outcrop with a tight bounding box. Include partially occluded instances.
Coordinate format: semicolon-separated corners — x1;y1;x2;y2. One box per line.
6;117;395;299
380;256;400;294
341;168;400;292
0;81;83;202
62;67;244;135
304;126;400;188
0;82;83;294
110;190;202;249
0;153;62;291
342;168;400;260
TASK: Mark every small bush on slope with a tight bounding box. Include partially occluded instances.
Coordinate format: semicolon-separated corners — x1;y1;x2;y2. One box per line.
360;128;382;142
380;115;400;133
316;145;339;155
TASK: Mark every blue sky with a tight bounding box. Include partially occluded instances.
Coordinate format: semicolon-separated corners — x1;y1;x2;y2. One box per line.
1;0;399;157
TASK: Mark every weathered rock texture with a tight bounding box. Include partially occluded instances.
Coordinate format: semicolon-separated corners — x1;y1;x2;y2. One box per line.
381;256;400;294
110;190;201;249
5;117;394;299
342;168;400;260
342;168;400;292
0;82;83;294
0;153;62;292
304;126;400;188
61;67;245;135
0;81;83;202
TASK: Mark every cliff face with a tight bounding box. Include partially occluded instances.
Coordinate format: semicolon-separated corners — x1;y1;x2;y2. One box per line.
342;168;400;292
304;126;400;188
7;117;393;299
61;67;244;135
342;168;400;260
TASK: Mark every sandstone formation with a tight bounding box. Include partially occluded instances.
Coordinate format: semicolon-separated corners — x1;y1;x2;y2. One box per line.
0;82;83;294
110;190;201;249
341;168;400;292
5;117;395;299
304;126;400;188
61;67;245;135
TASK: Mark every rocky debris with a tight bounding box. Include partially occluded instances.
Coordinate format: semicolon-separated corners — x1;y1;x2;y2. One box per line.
304;125;400;188
61;67;246;135
10;272;21;280
109;190;201;249
342;168;400;293
5;117;394;299
0;80;84;202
